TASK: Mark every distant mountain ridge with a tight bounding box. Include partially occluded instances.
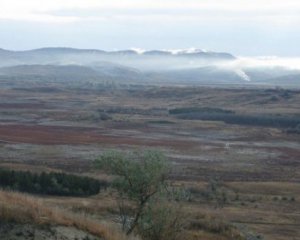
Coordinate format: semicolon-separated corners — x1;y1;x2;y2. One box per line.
0;47;236;59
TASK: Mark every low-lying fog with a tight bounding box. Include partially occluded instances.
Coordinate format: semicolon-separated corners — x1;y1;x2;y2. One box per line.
0;48;299;86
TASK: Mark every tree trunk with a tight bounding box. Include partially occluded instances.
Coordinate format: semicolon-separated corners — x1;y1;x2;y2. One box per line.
126;203;144;235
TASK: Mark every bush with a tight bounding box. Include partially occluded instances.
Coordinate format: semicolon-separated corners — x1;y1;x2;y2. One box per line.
95;150;169;235
137;199;185;240
95;150;186;240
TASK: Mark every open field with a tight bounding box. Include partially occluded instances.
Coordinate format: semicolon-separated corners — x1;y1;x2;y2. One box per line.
0;84;300;239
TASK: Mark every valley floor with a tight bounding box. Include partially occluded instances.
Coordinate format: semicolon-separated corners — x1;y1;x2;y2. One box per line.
0;85;300;240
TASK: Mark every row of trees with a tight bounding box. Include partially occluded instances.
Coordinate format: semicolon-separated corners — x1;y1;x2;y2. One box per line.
177;112;300;128
169;106;300;129
0;169;107;196
169;107;234;115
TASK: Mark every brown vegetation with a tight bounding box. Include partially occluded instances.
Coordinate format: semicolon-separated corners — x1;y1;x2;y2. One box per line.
0;190;131;240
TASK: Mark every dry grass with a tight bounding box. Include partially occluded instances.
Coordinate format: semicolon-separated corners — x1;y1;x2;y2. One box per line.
186;214;245;240
0;189;247;240
0;189;136;240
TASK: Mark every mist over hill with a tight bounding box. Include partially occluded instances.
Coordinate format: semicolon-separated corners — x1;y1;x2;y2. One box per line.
0;47;235;69
0;47;299;87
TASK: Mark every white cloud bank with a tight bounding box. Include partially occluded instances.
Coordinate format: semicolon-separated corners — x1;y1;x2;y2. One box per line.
1;0;300;23
0;0;299;56
230;57;300;70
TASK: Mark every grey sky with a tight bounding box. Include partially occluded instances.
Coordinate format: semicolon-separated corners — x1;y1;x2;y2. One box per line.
0;0;300;56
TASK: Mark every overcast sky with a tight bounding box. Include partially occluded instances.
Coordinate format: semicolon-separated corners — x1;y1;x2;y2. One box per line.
0;0;300;56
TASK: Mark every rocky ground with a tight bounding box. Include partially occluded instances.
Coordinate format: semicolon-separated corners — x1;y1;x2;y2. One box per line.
0;223;102;240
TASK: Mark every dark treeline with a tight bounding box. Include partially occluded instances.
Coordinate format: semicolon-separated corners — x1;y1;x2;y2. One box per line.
176;112;300;128
286;124;300;134
168;107;300;128
169;107;235;115
0;169;108;196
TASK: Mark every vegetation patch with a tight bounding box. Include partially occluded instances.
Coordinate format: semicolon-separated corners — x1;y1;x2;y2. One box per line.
0;169;107;196
169;107;234;115
169;107;300;128
147;120;175;124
